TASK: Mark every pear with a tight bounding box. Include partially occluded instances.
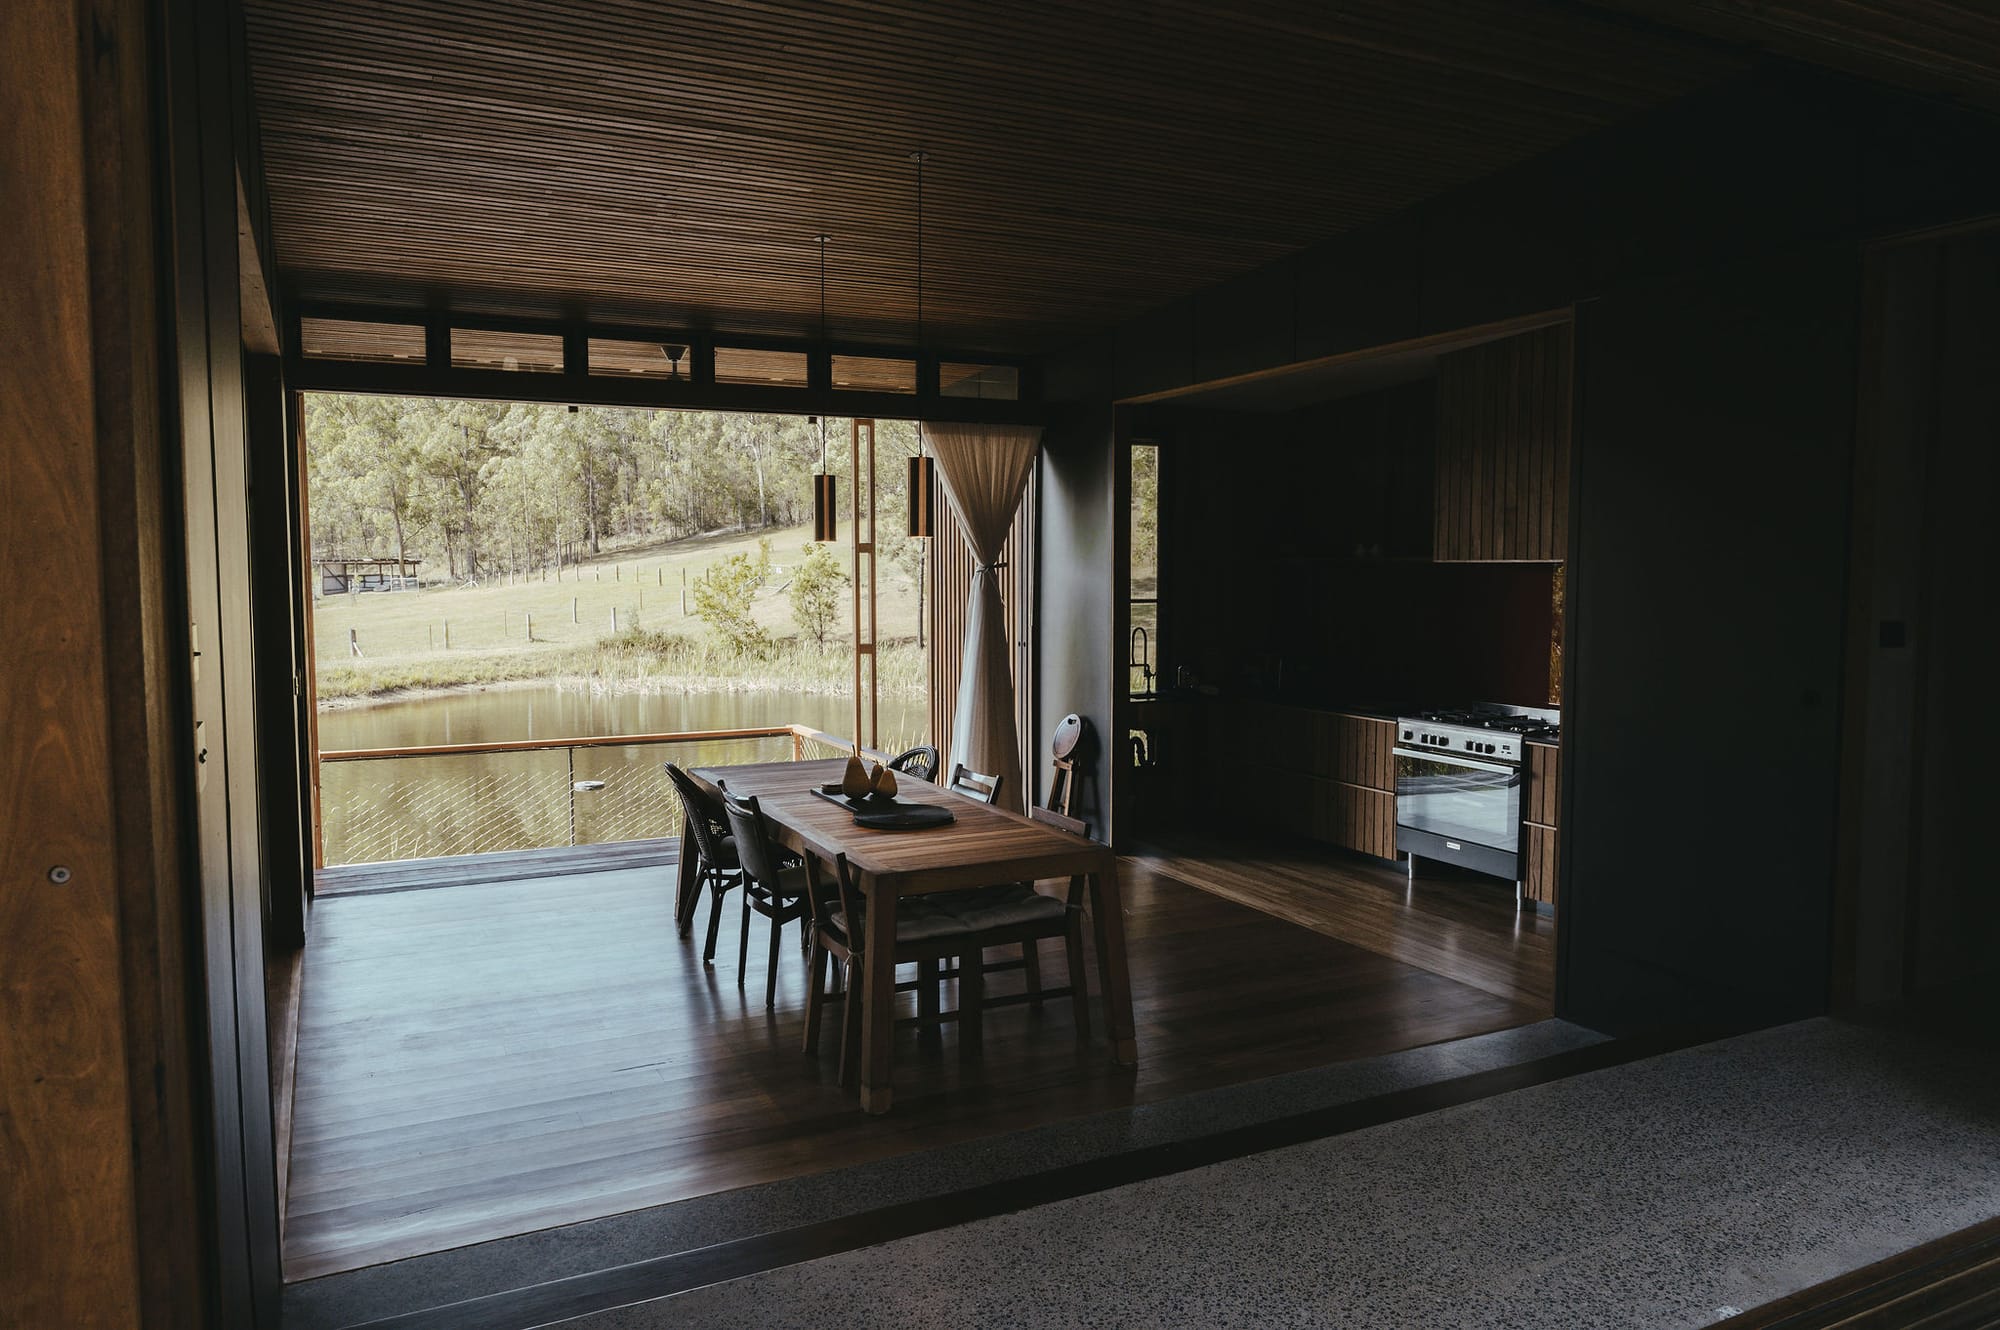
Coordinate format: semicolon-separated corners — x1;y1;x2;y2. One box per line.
841;752;872;799
871;763;897;799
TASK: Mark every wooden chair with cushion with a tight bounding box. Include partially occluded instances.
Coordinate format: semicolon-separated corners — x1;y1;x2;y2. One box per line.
930;769;1091;1038
719;790;815;1009
803;853;995;1086
945;805;1093;1039
887;745;940;784
663;762;744;962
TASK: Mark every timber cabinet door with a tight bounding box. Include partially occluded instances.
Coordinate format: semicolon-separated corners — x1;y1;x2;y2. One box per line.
1434;322;1572;563
1524;741;1561;908
1226;703;1397;860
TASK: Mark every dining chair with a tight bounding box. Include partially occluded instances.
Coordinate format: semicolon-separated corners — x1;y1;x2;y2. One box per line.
887;745;941;784
719;790;814;1009
803;852;993;1086
939;805;1094;1039
663;762;744;963
945;763;1001;805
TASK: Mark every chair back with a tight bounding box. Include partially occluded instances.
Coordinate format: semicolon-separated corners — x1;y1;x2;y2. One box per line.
720;791;790;889
1030;804;1090;839
663;763;730;864
946;763;1002;805
887;745;940;784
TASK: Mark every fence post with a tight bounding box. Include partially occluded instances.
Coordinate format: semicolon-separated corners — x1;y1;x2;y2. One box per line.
610;607;618;632
680;567;688;616
427;626;434;651
571;597;578;623
616;565;621;582
349;627;361;657
443;620;450;649
657;567;662;586
525;612;533;642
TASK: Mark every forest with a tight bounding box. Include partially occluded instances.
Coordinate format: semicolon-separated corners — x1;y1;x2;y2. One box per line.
304;394;923;582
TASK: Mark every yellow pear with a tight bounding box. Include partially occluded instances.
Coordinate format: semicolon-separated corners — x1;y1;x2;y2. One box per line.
841;753;871;799
871;763;897;798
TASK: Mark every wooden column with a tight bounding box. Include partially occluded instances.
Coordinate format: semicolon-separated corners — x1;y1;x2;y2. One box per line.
2;0;207;1322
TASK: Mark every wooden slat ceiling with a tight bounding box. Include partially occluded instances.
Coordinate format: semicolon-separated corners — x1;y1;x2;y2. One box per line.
243;0;1749;355
1595;1;2000;113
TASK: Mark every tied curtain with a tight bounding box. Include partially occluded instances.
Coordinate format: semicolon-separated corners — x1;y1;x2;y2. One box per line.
921;421;1041;813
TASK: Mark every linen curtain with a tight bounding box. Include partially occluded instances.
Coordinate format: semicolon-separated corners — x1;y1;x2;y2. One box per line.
921;421;1041;813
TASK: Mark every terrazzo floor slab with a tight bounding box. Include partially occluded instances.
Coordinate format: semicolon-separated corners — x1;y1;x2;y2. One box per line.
555;1015;2000;1329
284;1020;1602;1329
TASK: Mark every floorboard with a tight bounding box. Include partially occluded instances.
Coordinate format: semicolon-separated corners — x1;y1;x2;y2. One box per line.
285;841;1551;1280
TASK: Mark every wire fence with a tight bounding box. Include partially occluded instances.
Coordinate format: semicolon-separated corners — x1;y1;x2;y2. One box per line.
316;725;905;867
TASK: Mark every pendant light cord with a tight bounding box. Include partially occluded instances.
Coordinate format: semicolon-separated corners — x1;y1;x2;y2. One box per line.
912;151;925;354
817;234;828;471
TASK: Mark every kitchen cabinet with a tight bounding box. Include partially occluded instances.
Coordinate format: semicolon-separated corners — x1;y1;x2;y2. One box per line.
1220;702;1397;859
1524;740;1561;908
1434;322;1572;562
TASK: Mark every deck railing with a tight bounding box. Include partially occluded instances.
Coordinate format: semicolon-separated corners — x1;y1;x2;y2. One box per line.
317;724;895;867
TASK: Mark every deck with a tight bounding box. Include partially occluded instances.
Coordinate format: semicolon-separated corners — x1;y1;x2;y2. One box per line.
283;838;1553;1280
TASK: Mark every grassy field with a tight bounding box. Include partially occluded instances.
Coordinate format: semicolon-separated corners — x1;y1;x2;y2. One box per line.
313;522;928;700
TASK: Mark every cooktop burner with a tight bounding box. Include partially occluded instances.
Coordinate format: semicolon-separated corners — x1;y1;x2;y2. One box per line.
1409;703;1561;742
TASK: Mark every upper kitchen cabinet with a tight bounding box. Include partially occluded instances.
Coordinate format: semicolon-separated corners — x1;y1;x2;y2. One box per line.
1434;322;1573;562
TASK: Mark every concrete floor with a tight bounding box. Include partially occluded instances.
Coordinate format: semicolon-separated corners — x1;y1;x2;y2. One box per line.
557;1014;2000;1329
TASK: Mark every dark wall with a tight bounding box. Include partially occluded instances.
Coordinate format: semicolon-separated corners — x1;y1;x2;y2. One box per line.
1154;391;1554;708
1560;255;1858;1032
1069;72;2000;406
1036;407;1118;839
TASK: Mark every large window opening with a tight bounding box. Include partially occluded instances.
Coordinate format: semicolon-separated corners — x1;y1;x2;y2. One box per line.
302;394;932;867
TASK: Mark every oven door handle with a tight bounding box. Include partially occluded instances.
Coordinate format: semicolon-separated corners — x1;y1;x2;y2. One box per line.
1392;746;1517;776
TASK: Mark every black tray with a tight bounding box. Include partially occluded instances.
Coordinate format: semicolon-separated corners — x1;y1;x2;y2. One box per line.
810;786;955;830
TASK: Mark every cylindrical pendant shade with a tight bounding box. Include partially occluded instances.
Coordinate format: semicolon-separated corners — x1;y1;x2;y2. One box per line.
812;473;838;543
907;454;935;537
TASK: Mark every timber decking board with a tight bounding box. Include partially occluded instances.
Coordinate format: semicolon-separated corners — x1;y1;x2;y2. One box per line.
284;842;1543;1279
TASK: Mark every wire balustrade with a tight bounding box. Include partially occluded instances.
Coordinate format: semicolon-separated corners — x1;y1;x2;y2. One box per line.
317;724;893;867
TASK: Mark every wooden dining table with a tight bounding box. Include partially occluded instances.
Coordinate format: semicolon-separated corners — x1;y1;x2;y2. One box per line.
681;758;1137;1113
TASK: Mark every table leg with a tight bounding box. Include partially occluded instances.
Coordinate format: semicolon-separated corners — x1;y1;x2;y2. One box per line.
674;811;700;938
1087;860;1138;1067
860;879;899;1114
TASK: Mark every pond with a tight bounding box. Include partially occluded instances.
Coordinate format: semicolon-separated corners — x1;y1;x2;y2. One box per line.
316;685;927;867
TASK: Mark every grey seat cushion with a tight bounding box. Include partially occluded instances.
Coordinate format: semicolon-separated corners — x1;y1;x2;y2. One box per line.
939;884;1068;931
828;897;975;944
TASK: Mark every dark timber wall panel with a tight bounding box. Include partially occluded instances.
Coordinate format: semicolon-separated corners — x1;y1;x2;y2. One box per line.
1434;323;1572;562
1561;257;1856;1032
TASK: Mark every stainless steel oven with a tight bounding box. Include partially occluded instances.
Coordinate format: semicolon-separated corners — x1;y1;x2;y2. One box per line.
1393;745;1523;883
1392;704;1555;897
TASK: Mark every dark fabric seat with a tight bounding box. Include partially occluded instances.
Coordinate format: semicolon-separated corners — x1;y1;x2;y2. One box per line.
940;885;1067;931
827;898;974;945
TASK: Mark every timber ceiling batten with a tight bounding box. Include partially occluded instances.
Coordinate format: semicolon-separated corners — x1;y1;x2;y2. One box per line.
242;0;1742;354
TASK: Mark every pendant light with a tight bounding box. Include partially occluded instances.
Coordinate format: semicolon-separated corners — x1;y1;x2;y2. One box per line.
810;235;837;543
906;151;936;539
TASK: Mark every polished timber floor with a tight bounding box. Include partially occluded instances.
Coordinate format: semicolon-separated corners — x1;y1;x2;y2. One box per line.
556;1013;2000;1330
284;839;1552;1281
